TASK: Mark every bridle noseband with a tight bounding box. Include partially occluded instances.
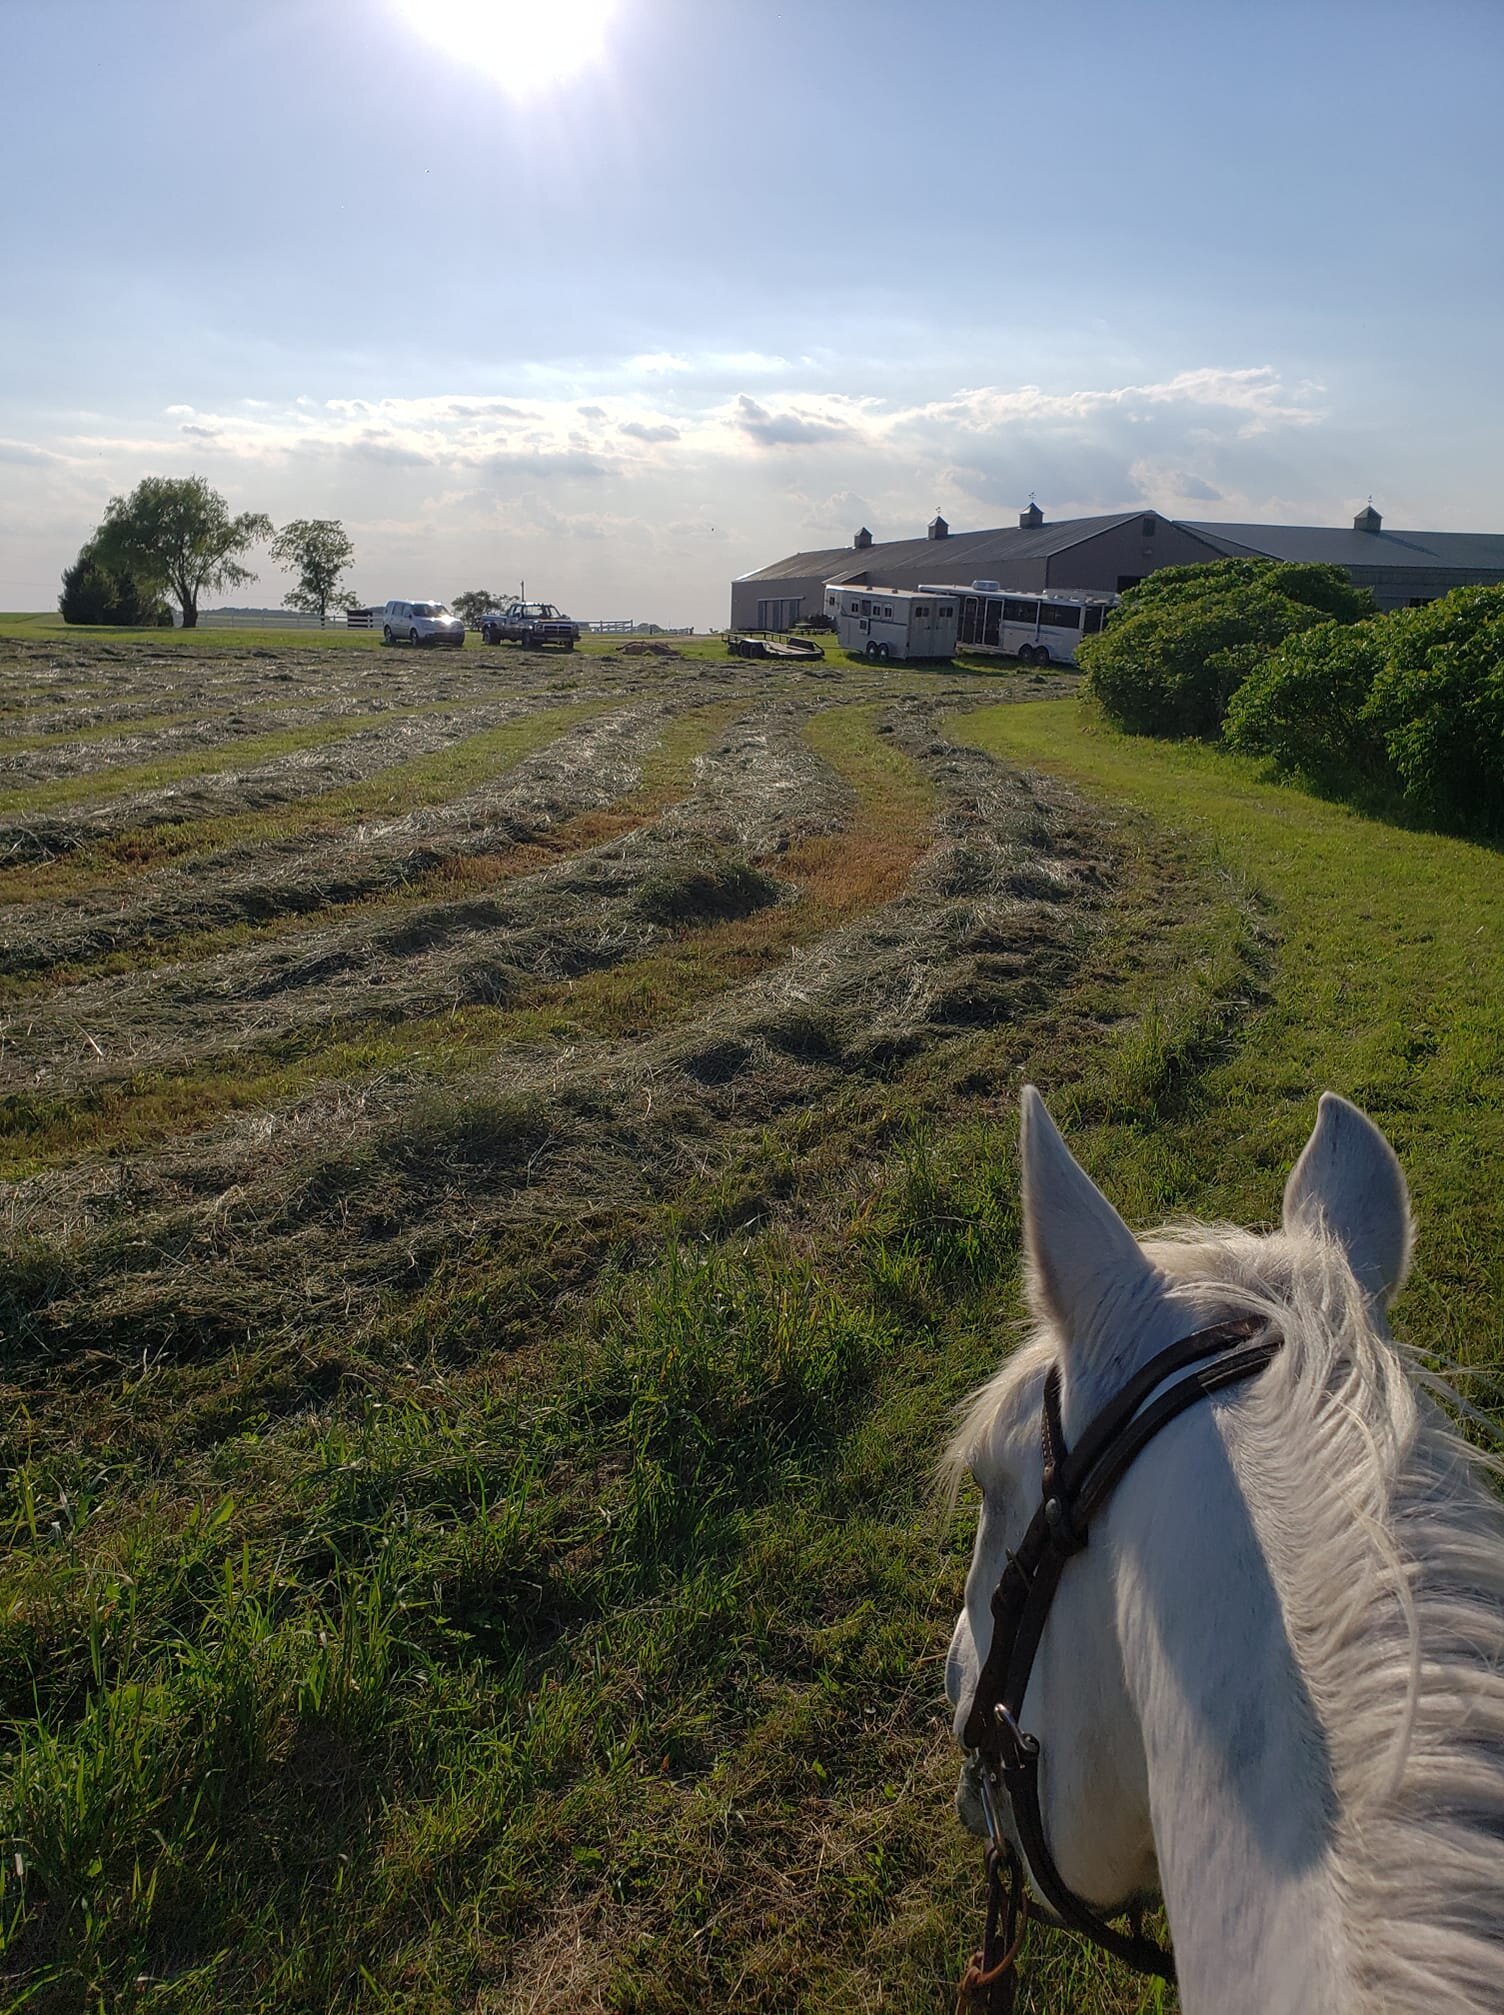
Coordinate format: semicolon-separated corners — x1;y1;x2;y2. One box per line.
956;1315;1283;2008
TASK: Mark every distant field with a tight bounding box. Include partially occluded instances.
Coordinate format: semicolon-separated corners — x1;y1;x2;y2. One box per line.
0;611;1039;678
0;610;728;657
3;639;1497;2014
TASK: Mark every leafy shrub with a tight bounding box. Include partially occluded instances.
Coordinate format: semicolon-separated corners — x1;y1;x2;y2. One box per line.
1224;616;1393;787
1361;586;1504;830
1079;559;1373;738
58;541;170;626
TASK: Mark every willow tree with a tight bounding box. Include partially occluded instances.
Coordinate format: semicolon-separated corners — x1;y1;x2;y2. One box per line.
94;475;271;628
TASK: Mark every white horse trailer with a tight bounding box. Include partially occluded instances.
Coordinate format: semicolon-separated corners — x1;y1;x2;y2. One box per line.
823;583;959;661
920;580;1115;666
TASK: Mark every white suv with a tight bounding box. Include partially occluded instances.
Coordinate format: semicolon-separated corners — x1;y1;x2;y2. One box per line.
381;600;466;649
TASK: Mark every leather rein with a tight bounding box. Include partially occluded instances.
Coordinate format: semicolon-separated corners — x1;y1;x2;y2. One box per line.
956;1315;1283;2009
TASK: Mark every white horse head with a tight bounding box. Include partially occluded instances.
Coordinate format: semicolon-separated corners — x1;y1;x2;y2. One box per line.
946;1087;1504;2015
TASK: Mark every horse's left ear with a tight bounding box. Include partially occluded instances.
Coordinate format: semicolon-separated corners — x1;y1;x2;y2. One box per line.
1282;1093;1413;1305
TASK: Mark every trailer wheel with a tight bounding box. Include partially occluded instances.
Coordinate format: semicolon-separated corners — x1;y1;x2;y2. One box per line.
1016;644;1036;665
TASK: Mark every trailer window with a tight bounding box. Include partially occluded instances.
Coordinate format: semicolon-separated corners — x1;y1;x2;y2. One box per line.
914;605;928;617
1083;605;1107;634
1003;598;1036;625
983;600;1002;647
1039;603;1082;628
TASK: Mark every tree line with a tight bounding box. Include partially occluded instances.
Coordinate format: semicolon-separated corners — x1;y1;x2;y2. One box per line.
59;476;532;635
60;476;357;629
1077;559;1504;836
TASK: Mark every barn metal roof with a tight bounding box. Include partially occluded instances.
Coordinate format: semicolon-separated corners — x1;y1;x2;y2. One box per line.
739;513;1504;587
1181;522;1504;571
736;512;1157;584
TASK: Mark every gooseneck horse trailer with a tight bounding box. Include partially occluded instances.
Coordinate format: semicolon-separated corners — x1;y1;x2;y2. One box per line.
920;581;1116;665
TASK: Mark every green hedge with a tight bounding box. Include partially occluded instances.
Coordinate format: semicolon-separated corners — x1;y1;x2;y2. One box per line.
1364;587;1504;828
1224;617;1392;789
1078;560;1372;738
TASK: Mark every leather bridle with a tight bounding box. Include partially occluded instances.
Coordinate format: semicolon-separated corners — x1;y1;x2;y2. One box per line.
956;1314;1283;2009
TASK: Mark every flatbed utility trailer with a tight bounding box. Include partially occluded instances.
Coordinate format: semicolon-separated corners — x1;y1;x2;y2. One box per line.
727;633;825;660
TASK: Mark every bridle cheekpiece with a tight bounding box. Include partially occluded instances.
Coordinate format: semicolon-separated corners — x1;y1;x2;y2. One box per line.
956;1314;1283;2009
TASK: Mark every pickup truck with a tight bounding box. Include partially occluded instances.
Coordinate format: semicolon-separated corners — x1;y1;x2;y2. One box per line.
479;601;581;651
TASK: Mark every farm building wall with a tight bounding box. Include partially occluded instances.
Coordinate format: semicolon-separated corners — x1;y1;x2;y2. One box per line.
728;576;832;631
1040;517;1231;595
1347;565;1504;612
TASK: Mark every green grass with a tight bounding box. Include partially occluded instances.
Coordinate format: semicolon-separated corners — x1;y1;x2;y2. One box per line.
0;608;1053;680
955;698;1504;1385
1;613;729;661
5;676;1501;2014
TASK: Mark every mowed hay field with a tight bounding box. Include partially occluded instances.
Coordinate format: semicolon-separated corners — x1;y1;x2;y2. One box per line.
3;634;1500;2015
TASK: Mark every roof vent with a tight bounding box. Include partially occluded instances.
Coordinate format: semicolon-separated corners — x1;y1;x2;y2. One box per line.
1354;502;1382;533
928;512;949;540
971;579;1001;593
1019;501;1044;529
853;526;873;550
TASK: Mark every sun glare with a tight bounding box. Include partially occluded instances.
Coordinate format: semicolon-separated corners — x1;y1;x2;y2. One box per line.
393;0;617;92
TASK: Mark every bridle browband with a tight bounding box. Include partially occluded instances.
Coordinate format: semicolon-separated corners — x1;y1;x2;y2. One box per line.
957;1314;1283;2008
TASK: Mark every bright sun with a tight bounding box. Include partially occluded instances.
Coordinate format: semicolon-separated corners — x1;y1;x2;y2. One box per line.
393;0;617;92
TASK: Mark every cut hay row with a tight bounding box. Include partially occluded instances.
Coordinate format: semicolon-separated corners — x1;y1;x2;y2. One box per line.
0;701;932;1173
0;698;614;871
0;700;723;988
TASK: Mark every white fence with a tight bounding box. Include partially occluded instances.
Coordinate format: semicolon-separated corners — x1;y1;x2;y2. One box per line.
195;608;329;629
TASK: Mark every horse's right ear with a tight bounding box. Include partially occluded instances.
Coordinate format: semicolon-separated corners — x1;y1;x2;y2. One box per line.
1282;1092;1412;1306
1020;1085;1163;1358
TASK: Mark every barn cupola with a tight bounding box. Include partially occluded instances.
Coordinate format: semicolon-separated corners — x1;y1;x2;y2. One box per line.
1354;502;1383;533
1019;501;1044;529
853;526;873;550
928;512;949;540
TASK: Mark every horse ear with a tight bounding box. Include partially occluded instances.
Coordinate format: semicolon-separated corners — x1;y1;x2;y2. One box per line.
1020;1085;1163;1353
1282;1093;1413;1305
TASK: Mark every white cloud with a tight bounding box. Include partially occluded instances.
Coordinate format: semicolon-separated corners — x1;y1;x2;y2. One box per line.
730;395;855;448
629;351;692;374
0;360;1353;629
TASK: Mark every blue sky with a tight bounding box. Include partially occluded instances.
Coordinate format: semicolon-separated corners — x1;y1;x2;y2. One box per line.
3;0;1501;626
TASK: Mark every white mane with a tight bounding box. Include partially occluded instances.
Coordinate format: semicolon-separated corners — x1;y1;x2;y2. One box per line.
949;1217;1504;2014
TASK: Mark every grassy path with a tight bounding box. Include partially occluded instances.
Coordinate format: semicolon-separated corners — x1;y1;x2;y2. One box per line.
956;698;1504;1386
